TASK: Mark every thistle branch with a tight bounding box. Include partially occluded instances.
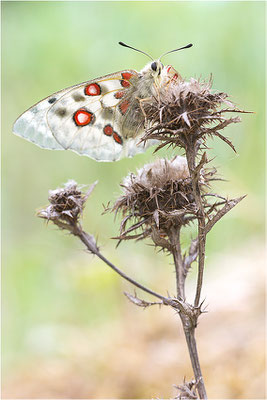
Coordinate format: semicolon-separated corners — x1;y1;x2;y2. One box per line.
37;181;169;304
72;224;167;302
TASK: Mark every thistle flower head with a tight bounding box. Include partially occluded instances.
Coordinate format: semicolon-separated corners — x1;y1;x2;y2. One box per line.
38;180;97;227
123;156;190;189
112;157;211;249
141;77;248;153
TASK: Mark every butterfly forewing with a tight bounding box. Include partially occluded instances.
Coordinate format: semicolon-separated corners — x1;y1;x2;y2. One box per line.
13;91;69;151
13;70;148;161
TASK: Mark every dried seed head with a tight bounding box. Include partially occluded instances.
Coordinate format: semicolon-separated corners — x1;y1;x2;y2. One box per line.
141;77;248;153
112;157;207;249
38;180;97;227
174;379;198;399
124;156;190;189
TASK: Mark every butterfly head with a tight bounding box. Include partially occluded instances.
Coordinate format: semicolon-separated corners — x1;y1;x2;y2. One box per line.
119;41;192;86
140;60;181;86
150;60;163;75
140;60;163;77
149;60;179;78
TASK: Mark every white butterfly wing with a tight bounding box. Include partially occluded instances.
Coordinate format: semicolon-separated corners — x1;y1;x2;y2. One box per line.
13;89;70;151
13;70;156;161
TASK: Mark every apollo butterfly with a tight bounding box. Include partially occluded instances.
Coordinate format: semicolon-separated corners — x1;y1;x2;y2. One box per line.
13;42;192;162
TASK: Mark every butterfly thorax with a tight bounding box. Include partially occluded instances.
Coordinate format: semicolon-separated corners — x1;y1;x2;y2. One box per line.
118;61;182;140
140;60;164;90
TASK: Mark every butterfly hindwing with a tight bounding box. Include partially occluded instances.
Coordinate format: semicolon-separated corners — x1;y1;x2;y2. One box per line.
13;70;150;161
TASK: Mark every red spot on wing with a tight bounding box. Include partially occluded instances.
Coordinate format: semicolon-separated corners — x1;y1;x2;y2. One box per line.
103;124;113;136
114;91;125;99
84;83;101;96
120;72;133;88
103;124;123;145
121;80;130;88
113;132;123;145
166;65;179;80
119;100;130;115
122;72;133;80
73;109;94;126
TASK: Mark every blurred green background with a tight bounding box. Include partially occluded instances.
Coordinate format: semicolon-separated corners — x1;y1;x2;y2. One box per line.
2;1;265;398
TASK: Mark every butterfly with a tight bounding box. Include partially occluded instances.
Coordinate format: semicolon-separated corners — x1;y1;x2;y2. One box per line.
13;42;192;162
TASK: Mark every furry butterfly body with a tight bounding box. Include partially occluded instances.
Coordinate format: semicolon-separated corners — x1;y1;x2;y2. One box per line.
13;43;192;161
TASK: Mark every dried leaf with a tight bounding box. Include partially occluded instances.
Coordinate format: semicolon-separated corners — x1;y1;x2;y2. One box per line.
124;292;163;308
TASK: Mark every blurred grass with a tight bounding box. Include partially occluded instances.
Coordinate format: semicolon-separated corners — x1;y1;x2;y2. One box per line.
2;1;265;398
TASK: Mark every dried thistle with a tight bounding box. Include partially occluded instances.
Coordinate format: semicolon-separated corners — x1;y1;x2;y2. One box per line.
140;77;248;154
112;156;223;251
38;180;97;228
174;379;198;400
37;180;99;254
112;157;192;243
106;75;248;399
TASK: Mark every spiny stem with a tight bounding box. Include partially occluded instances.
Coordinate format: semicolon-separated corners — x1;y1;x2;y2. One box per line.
185;146;207;308
72;225;168;302
171;223;207;399
182;322;207;399
194;221;206;308
170;227;185;299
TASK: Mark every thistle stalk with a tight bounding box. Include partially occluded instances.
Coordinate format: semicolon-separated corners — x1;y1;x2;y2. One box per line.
170;226;185;299
185;147;207;308
170;225;207;399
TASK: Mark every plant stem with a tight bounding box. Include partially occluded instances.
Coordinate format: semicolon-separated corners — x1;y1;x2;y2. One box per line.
74;220;208;398
171;227;185;299
185;147;207;308
171;228;207;399
182;322;207;399
194;220;206;308
73;225;168;302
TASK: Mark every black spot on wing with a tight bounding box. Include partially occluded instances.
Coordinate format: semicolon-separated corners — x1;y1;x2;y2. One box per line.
31;106;39;114
48;97;57;104
102;108;115;119
55;108;67;117
72;93;86;102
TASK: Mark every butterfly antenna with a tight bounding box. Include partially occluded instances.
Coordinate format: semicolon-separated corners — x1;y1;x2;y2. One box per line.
118;41;154;61
159;43;193;61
